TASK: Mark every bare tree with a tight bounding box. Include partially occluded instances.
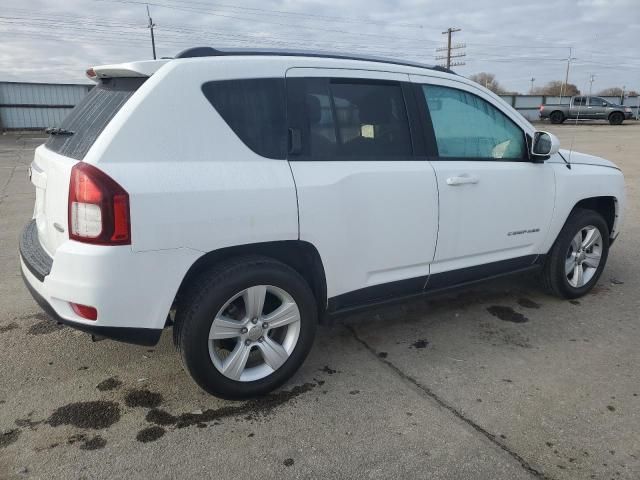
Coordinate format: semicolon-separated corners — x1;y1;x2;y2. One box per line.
532;81;580;96
468;72;506;94
597;87;624;96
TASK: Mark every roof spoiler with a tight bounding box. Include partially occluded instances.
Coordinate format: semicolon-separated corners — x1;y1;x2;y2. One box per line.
88;60;170;81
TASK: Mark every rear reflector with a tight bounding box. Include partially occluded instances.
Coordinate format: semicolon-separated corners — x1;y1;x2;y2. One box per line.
68;163;131;245
70;302;98;321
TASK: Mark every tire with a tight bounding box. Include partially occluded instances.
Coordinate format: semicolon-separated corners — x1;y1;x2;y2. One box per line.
609;112;624;125
541;209;610;299
174;256;317;399
550;111;565;124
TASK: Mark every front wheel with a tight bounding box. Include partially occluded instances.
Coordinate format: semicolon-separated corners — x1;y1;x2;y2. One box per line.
174;256;317;399
541;209;610;299
609;112;624;125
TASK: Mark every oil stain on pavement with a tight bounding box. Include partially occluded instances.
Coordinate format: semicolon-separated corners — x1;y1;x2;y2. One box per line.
486;305;529;323
47;401;121;429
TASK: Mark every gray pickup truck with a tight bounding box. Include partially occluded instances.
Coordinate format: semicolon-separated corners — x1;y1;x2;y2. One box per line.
539;96;633;125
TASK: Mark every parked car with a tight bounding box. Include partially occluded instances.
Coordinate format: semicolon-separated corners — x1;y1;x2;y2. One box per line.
540;95;633;125
20;48;625;399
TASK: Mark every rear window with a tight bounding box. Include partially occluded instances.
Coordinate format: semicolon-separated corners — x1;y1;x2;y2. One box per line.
201;78;287;159
45;77;145;160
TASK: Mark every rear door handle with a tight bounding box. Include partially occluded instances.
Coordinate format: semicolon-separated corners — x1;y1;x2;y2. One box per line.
446;175;479;186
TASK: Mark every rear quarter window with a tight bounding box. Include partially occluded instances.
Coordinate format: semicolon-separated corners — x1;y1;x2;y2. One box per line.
45;77;145;160
201;78;287;160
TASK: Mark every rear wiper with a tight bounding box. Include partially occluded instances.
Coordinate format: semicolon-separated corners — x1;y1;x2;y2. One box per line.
45;127;74;136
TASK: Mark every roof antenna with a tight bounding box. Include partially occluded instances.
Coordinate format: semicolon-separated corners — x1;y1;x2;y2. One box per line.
564;42;595;168
146;4;157;60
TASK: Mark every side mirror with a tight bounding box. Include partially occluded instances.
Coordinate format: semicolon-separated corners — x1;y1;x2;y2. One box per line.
531;131;560;160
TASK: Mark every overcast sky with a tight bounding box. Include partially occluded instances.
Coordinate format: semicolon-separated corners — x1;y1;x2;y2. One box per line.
1;0;639;94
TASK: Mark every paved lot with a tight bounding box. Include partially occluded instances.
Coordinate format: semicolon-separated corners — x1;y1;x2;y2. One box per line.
1;123;639;480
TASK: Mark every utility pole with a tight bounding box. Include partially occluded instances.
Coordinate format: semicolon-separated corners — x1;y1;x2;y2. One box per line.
620;85;625;104
588;74;595;97
146;4;156;60
435;28;465;69
530;77;535;94
559;47;576;101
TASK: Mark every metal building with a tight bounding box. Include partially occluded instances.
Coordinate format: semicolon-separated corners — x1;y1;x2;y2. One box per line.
0;81;93;130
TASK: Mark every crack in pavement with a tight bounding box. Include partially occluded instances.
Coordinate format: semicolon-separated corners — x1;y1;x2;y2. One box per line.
345;324;554;480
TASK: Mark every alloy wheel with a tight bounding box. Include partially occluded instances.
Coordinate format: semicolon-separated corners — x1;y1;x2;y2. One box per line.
208;285;301;382
565;225;603;288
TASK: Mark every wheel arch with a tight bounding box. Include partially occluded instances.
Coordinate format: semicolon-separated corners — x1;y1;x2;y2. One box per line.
173;240;328;320
570;196;618;239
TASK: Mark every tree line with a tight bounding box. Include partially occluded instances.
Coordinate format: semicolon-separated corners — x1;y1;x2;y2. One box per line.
468;72;638;97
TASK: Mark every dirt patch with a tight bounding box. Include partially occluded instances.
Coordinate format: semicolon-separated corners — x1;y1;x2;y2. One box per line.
410;339;429;349
136;426;165;443
0;323;18;333
377;352;388;358
124;389;163;409
0;429;20;449
478;322;532;348
319;366;337;375
146;383;316;429
96;377;123;392
27;319;63;335
80;435;107;450
15;416;42;430
283;458;294;467
517;298;541;309
47;401;121;429
487;306;528;323
68;433;106;450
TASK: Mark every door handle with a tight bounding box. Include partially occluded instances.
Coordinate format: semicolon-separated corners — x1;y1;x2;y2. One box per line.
446;175;479;186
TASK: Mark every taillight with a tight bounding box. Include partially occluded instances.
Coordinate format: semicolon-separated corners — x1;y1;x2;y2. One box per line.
68;163;130;245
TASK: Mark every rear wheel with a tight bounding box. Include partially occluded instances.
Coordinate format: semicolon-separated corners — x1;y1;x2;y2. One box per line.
550;111;565;124
609;112;624;125
541;209;609;299
174;256;317;399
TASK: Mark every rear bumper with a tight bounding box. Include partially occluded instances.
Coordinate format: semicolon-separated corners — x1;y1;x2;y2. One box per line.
20;268;161;346
19;220;200;346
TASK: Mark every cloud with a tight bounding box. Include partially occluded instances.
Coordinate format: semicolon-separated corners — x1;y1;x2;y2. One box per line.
1;0;638;93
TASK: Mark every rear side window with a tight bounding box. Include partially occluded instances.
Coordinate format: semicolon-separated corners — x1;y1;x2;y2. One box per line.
288;78;413;160
45;77;145;160
202;78;287;159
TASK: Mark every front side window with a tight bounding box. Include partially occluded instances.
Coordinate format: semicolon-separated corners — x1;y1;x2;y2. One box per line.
422;84;526;160
292;78;412;159
202;78;287;159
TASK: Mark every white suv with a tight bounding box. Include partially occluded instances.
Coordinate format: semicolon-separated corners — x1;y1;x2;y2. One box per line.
20;48;625;399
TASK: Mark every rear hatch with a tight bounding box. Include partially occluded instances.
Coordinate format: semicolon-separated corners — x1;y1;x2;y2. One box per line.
31;76;146;256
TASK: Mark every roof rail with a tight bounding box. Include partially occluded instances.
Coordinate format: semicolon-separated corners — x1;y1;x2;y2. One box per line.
173;47;456;74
